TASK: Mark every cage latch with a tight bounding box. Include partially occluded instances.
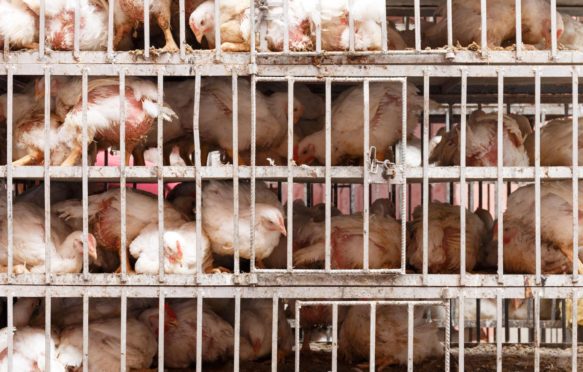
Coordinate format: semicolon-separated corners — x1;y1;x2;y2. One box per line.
369;146;397;181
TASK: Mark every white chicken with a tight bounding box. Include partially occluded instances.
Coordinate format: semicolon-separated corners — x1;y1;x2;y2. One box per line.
239;299;293;361
424;0;565;49
297;82;426;165
0;326;65;371
430;110;531;166
525;116;583;166
199;78;303;164
114;0;178;52
558;14;583;51
408;202;491;273
37;76;176;166
501;180;583;275
0;0;39;50
339;304;443;369
45;0;108;51
0;199;97;274
140;299;234;367
129;221;215;274
56;317;157;371
53;188;188;273
202;180;286;266
293;213;402;270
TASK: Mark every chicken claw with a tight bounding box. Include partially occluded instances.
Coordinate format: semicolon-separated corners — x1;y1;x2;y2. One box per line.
206;266;231;274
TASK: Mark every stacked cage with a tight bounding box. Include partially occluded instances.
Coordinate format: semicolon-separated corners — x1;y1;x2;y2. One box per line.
2;0;583;371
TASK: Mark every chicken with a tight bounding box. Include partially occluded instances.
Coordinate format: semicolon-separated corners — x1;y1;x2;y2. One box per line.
0;199;97;274
0;90;39;125
14;182;83;208
189;0;252;51
46;0;108;51
114;0;178;52
166;182;197;219
36;76;176;167
129;221;215;274
297;82;427;165
202;180;286;266
239;299;293;361
53;188;187;273
408;202;491;273
500;180;583;275
391;136;423;167
13;297;41;327
429;110;531;166
525;117;583;166
339;304;443;369
0;326;65;371
56;317;157;371
140;299;234;367
558;14;583;51
0;0;39;50
198;78;303;164
424;0;564;49
293;213;402;270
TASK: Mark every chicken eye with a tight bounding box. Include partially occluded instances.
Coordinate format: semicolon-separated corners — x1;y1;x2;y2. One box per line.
201;20;205;26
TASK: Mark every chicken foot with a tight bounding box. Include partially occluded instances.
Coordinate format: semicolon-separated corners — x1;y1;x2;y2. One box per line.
557;243;583;275
156;13;179;53
114;248;134;274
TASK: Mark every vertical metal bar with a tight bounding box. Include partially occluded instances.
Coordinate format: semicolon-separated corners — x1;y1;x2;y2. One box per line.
45;292;51;372
325;79;332;271
534;292;540;372
6;293;12;372
497;69;504;283
143;0;150;58
39;0;46;56
283;0;290;53
400;81;408;273
250;76;257;272
480;0;488;55
534;69;542;285
550;0;558;57
74;0;81;57
193;73;203;282
107;0;115;57
179;0;186;59
331;303;338;372
348;0;355;52
572;290;578;372
447;0;453;50
215;0;221;59
460;69;468;284
315;0;322;53
82;69;89;280
496;292;503;372
120;290;127;372
158;292;165;371
459;293;465;372
249;0;256;63
196;292;203;372
82;293;89;372
232;73;240;275
407;304;414;372
119;70;127;281
515;0;522;55
572;67;579;282
414;0;421;51
234;293;241;372
287;79;295;271
445;301;451;372
294;302;300;372
6;68;13;280
380;0;388;52
363;80;370;271
422;71;430;282
157;71;165;282
369;303;376;371
43;68;51;283
271;296;278;372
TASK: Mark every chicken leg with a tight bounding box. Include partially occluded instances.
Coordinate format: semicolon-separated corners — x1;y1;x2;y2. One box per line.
557;243;583;275
156;12;179;53
13;150;43;166
61;145;82;166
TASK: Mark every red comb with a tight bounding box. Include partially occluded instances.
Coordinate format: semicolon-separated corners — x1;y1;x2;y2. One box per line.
164;303;177;320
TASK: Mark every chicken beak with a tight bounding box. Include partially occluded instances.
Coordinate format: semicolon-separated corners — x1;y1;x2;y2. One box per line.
193;27;205;44
278;218;287;237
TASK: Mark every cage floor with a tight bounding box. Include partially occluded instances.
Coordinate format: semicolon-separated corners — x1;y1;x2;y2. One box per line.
167;343;583;371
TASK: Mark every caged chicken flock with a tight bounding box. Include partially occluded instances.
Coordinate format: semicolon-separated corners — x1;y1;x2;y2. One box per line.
1;0;583;370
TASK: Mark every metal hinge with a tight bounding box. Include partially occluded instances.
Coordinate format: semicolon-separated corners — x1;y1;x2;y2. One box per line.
369;146;399;182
